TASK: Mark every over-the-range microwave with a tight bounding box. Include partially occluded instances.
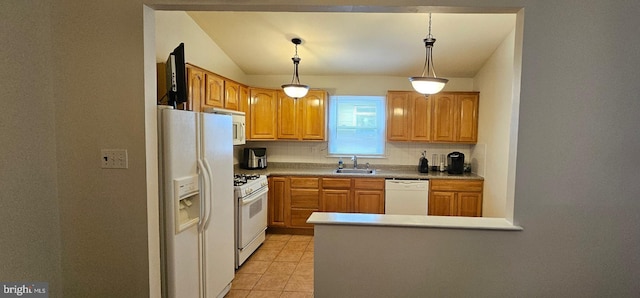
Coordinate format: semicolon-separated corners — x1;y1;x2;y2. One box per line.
203;107;246;145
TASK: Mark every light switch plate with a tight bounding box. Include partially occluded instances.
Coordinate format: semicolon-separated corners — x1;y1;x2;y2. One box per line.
101;149;128;169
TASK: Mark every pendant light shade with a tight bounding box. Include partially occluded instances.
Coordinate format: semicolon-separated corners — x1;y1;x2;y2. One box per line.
281;84;309;98
282;38;309;99
410;77;448;94
409;13;448;95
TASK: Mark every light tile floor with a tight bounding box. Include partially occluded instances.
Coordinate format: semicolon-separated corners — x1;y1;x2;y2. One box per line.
225;234;314;298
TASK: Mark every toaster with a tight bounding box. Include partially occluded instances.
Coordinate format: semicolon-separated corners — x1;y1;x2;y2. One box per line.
242;148;267;169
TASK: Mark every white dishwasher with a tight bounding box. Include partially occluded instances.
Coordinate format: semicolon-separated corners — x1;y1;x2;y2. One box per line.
384;179;429;215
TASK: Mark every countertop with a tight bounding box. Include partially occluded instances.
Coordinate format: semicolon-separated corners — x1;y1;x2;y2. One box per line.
307;212;522;231
235;162;483;180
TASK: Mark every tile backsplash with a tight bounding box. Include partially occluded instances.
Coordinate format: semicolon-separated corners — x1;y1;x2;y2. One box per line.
235;141;476;169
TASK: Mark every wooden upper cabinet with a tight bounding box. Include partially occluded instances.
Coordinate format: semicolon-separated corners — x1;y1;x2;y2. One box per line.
432;92;479;143
239;85;249;113
224;80;240;110
386;91;411;141
186;64;205;112
185;64;245;112
411;93;432;141
276;89;327;141
204;72;224;109
299;90;327;140
455;93;479;143
277;91;298;140
388;91;478;143
239;85;250;138
386;91;432;142
431;93;456;142
249;88;278;140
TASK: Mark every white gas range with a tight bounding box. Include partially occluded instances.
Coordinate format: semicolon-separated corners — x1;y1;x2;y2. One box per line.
233;174;268;268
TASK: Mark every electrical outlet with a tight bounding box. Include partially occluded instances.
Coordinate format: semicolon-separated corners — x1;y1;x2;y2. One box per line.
101;149;128;169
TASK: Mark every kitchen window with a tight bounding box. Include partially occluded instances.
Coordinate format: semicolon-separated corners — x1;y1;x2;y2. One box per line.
328;95;386;156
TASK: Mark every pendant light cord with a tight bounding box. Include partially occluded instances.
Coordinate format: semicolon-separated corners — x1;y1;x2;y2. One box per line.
291;43;301;84
420;13;438;78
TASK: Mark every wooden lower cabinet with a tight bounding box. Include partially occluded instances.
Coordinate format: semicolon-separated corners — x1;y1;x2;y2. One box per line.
268;176;385;231
320;178;385;214
354;190;385;214
320;178;351;213
288;177;320;228
321;189;351;212
352;178;385;214
268;177;287;227
429;191;456;216
428;179;483;217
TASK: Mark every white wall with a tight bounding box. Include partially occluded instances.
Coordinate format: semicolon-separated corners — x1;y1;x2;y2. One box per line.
143;6;161;297
0;1;61;296
314;224;525;297
52;1;150;297
155;11;247;82
472;28;516;217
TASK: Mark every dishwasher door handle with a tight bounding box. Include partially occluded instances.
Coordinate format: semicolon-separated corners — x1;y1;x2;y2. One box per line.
389;181;421;184
385;180;429;190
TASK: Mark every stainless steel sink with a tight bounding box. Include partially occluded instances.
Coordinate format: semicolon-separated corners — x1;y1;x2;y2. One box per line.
334;168;376;174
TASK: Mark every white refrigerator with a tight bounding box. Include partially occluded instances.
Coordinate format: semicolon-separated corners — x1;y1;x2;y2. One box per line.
158;106;234;298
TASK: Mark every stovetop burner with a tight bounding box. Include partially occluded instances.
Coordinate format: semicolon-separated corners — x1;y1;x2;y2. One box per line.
233;174;261;186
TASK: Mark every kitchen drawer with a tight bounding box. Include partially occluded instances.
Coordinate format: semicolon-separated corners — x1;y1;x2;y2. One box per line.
322;178;352;189
290;189;319;208
354;178;385;190
290;177;320;189
430;179;483;192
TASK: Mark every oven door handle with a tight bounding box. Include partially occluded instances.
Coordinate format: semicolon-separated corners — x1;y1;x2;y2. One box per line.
241;187;268;206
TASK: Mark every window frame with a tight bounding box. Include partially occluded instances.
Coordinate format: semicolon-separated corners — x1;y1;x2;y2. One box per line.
327;95;386;157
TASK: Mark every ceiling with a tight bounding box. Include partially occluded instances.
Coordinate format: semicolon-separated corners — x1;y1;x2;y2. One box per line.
187;11;516;78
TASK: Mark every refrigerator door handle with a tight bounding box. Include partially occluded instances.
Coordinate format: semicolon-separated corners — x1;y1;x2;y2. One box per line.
197;158;210;297
197;159;210;232
202;158;214;230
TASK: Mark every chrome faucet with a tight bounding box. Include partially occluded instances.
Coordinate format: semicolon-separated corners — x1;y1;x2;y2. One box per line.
351;155;358;169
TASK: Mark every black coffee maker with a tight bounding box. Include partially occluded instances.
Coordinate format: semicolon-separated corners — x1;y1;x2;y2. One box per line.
447;152;465;174
418;151;429;173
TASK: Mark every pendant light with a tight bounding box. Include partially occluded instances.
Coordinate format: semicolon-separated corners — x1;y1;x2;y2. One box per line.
282;38;309;99
409;13;448;95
